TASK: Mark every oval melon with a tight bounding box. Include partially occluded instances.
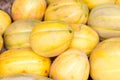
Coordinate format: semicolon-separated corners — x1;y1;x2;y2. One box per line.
88;4;120;40
70;24;99;55
50;49;90;80
12;0;46;21
30;21;73;57
4;19;41;49
90;38;120;80
45;0;89;24
0;48;51;77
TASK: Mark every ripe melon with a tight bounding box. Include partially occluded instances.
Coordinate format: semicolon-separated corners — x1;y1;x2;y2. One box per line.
90;38;120;80
45;0;89;24
12;0;46;21
0;48;51;77
4;19;41;49
50;49;90;80
70;24;99;55
88;4;120;40
0;10;11;35
30;21;73;57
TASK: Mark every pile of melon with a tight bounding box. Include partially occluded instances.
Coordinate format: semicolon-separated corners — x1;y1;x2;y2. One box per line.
0;0;120;80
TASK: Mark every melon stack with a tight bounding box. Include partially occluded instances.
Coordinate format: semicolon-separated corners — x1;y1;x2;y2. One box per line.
0;0;120;80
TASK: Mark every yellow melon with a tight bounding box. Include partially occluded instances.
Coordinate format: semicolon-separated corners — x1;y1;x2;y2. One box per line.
90;38;120;80
50;49;90;80
30;21;73;57
70;24;99;55
4;19;41;49
0;48;51;77
45;0;89;24
12;0;46;21
88;4;120;40
0;10;11;35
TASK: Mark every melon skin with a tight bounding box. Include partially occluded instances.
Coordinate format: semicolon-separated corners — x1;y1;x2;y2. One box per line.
88;4;120;40
116;0;120;4
50;49;90;80
4;19;41;49
0;10;11;35
30;21;73;57
90;38;120;80
0;48;51;77
12;0;46;21
83;0;115;9
45;0;89;24
70;24;99;55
